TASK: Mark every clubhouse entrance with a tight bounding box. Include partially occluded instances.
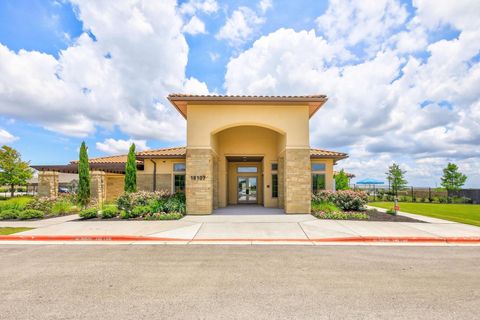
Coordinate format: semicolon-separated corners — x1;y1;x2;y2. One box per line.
226;156;263;205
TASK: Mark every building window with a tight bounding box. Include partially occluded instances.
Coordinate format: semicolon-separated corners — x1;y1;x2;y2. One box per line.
272;174;278;198
174;174;185;193
312;163;326;171
312;174;326;194
271;163;278;171
173;163;186;172
237;166;257;173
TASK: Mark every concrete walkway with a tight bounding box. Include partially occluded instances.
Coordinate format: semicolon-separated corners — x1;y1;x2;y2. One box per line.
1;207;479;245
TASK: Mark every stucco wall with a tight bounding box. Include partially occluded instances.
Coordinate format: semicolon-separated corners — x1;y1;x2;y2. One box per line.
187;104;310;148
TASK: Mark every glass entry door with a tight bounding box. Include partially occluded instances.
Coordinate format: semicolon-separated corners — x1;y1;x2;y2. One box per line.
238;177;257;203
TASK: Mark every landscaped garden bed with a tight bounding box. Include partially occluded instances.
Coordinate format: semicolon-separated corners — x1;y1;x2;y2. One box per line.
0;196;79;221
312;190;423;222
77;191;186;221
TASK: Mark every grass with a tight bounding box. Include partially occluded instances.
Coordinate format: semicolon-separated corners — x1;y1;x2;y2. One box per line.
0;196;33;211
369;202;480;227
0;227;33;235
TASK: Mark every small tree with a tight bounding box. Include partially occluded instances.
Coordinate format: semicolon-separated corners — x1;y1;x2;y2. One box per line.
124;143;137;193
0;145;33;197
77;141;90;207
441;162;467;197
386;163;407;196
334;169;350;190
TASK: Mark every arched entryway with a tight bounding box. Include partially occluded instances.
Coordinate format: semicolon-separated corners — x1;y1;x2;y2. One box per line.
211;125;286;211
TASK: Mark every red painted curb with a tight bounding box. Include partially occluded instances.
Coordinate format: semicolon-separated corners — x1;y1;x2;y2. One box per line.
0;235;479;243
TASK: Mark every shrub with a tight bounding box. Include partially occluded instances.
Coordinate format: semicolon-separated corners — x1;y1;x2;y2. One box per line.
79;208;98;219
119;210;129;219
0;196;33;212
117;190;170;212
0;209;20;220
311;201;339;214
131;205;151;218
312;211;368;220
313;190;367;211
51;200;73;216
24;197;56;215
100;206;118;219
18;209;44;220
164;193;186;214
144;212;184;220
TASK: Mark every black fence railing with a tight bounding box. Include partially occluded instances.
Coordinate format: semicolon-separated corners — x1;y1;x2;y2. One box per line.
350;185;480;204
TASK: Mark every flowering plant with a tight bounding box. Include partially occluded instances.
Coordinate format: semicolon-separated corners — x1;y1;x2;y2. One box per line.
313;190;368;211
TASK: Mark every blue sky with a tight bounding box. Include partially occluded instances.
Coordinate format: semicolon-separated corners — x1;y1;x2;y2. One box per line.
0;0;479;187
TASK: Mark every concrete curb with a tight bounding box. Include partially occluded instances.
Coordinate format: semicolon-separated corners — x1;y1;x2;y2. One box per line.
1;234;480;244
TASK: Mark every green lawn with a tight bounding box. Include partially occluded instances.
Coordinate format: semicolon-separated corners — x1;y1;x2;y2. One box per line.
0;227;33;235
369;202;480;227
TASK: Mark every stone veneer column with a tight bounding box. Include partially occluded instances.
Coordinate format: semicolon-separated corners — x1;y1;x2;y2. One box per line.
284;148;311;214
37;171;59;198
186;148;214;214
90;171;106;206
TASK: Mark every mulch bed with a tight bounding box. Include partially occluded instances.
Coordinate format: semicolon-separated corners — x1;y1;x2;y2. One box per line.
364;209;425;222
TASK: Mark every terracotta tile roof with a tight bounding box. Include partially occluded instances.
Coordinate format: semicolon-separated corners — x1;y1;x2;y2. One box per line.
168;94;327;99
136;147;187;159
310;148;348;160
70;154;129;164
167;94;328;119
134;146;347;160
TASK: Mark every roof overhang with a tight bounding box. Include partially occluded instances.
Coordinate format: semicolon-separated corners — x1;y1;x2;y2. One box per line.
31;163;144;174
167;94;328;119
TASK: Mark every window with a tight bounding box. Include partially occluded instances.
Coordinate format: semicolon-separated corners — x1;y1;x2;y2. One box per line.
312;163;326;171
312;174;326;194
271;163;278;171
237;166;257;173
173;163;186;172
174;174;185;193
271;174;278;198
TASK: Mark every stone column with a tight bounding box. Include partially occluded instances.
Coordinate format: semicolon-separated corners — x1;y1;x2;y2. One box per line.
284;148;311;214
186;148;214;214
37;171;59;198
90;171;106;206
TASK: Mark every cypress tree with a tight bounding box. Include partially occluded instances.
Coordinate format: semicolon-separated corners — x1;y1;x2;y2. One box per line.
124;143;137;193
77;141;90;207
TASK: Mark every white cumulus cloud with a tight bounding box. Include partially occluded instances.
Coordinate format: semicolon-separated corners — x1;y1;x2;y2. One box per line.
96;138;149;155
224;0;480;186
216;7;265;46
0;0;210;141
183;15;206;35
0;129;18;144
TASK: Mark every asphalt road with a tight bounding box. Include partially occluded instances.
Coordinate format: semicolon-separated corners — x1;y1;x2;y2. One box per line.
1;245;479;320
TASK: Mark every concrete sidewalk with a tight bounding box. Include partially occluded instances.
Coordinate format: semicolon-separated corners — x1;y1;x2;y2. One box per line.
1;209;479;245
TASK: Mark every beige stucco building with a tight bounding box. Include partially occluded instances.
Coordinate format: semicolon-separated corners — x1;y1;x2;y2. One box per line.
33;94;348;214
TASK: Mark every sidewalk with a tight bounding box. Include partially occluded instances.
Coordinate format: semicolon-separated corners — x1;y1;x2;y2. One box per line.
1;209;480;245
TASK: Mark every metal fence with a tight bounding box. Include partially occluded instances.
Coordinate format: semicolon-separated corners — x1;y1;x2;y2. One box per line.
350;184;480;204
0;184;38;198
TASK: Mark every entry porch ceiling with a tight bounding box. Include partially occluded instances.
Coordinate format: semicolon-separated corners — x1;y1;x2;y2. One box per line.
167;94;328;119
226;156;264;162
